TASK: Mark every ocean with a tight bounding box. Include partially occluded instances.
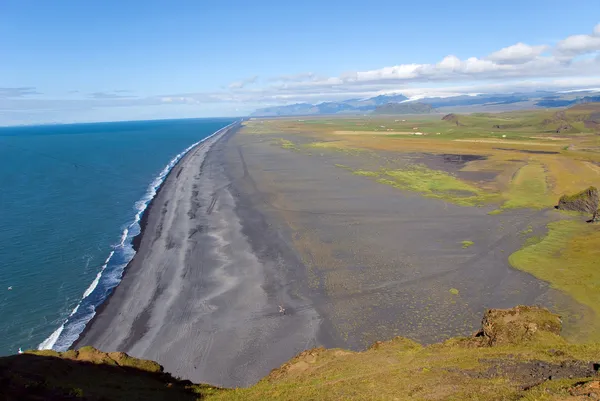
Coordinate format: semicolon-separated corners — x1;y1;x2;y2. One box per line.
0;118;235;355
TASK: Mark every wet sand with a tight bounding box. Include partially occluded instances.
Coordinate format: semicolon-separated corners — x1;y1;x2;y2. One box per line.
78;125;576;387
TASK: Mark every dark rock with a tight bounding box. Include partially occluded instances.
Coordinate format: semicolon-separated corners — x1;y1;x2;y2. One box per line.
556;123;573;133
473;305;562;346
557;187;599;218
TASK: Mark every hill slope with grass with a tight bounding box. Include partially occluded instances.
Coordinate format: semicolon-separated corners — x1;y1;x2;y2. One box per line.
4;307;600;400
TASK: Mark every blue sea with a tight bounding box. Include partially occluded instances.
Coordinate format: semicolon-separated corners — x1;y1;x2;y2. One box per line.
0;118;235;355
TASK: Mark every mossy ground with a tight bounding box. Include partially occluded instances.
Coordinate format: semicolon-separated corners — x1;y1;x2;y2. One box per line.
509;220;600;342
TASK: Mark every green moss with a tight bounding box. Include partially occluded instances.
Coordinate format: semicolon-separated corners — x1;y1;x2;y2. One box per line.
449;288;460;295
509;220;600;341
279;139;298;150
333;163;349;169
353;170;380;177
559;186;598;203
461;240;474;249
349;164;498;206
502;163;554;210
520;225;534;235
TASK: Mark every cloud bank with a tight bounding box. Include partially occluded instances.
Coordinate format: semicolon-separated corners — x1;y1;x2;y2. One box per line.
3;23;600;125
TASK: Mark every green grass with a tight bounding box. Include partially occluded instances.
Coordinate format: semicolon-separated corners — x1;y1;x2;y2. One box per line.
509;220;600;341
520;225;534;235
461;240;474;249
345;164;498;206
278;138;298;150
502;163;554;210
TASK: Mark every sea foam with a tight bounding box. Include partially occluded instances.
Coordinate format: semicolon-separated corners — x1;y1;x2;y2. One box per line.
38;122;236;351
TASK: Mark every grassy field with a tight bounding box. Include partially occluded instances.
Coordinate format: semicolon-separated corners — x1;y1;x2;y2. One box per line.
509;220;600;341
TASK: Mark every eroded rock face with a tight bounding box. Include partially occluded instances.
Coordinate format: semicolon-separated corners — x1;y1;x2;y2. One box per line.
474;305;562;346
557;186;599;216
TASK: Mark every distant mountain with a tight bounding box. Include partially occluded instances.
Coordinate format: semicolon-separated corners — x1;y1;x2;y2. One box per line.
535;95;600;108
250;103;317;116
420;94;529;108
252;94;408;117
250;90;600;117
373;102;434;114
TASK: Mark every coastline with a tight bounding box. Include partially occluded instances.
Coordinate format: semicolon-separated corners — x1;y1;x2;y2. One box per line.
72;120;573;388
71;121;240;350
74;121;322;387
43;121;241;352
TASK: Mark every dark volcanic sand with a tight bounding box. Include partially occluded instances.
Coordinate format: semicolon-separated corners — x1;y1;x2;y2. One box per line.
77;127;323;387
223;131;577;350
78;127;578;387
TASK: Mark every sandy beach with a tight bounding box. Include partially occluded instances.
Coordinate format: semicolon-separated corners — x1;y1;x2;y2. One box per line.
77;124;324;387
77;124;580;387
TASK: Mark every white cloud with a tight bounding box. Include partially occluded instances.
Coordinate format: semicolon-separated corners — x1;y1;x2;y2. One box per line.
0;87;41;98
271;72;317;82
555;24;600;57
556;34;600;56
228;75;258;89
6;22;600;125
487;43;548;64
248;23;600;103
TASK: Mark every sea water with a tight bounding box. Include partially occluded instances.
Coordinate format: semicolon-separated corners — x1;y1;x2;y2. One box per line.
0;118;235;355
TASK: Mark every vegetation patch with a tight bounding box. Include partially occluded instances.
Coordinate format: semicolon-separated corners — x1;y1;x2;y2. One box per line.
6;307;600;400
278;138;298;150
509;220;600;341
348;164;497;206
502;163;554;209
461;240;474;249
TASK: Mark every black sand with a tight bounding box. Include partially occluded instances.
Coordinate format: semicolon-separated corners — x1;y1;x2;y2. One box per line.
78;127;572;387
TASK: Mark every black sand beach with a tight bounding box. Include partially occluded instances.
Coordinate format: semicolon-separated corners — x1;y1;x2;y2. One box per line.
78;124;323;387
78;125;574;387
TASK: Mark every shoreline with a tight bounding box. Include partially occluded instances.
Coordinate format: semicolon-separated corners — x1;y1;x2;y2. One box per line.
74;120;322;387
69;121;241;350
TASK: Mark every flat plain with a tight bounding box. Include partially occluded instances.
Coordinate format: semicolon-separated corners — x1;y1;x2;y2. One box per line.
239;104;600;344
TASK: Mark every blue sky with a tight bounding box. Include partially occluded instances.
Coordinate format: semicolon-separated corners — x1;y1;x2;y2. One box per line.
1;0;600;125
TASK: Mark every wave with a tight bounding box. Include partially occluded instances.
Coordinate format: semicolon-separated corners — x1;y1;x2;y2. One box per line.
38;122;236;352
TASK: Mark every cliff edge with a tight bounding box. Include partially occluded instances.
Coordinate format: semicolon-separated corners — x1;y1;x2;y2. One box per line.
2;306;599;400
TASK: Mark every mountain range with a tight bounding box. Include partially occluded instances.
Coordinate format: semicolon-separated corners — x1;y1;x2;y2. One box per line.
251;90;600;117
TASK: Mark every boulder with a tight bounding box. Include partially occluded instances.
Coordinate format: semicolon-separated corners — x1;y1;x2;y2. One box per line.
557;186;599;216
473;305;562;346
442;113;463;126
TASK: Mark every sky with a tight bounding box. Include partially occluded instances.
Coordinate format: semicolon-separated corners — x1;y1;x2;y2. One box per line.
1;0;600;125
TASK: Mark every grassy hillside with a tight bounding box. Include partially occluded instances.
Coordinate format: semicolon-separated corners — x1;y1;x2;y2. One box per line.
4;307;600;400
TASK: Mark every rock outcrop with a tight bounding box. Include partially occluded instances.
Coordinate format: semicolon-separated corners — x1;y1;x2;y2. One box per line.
557;186;599;219
473;305;562;346
442;113;462;126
